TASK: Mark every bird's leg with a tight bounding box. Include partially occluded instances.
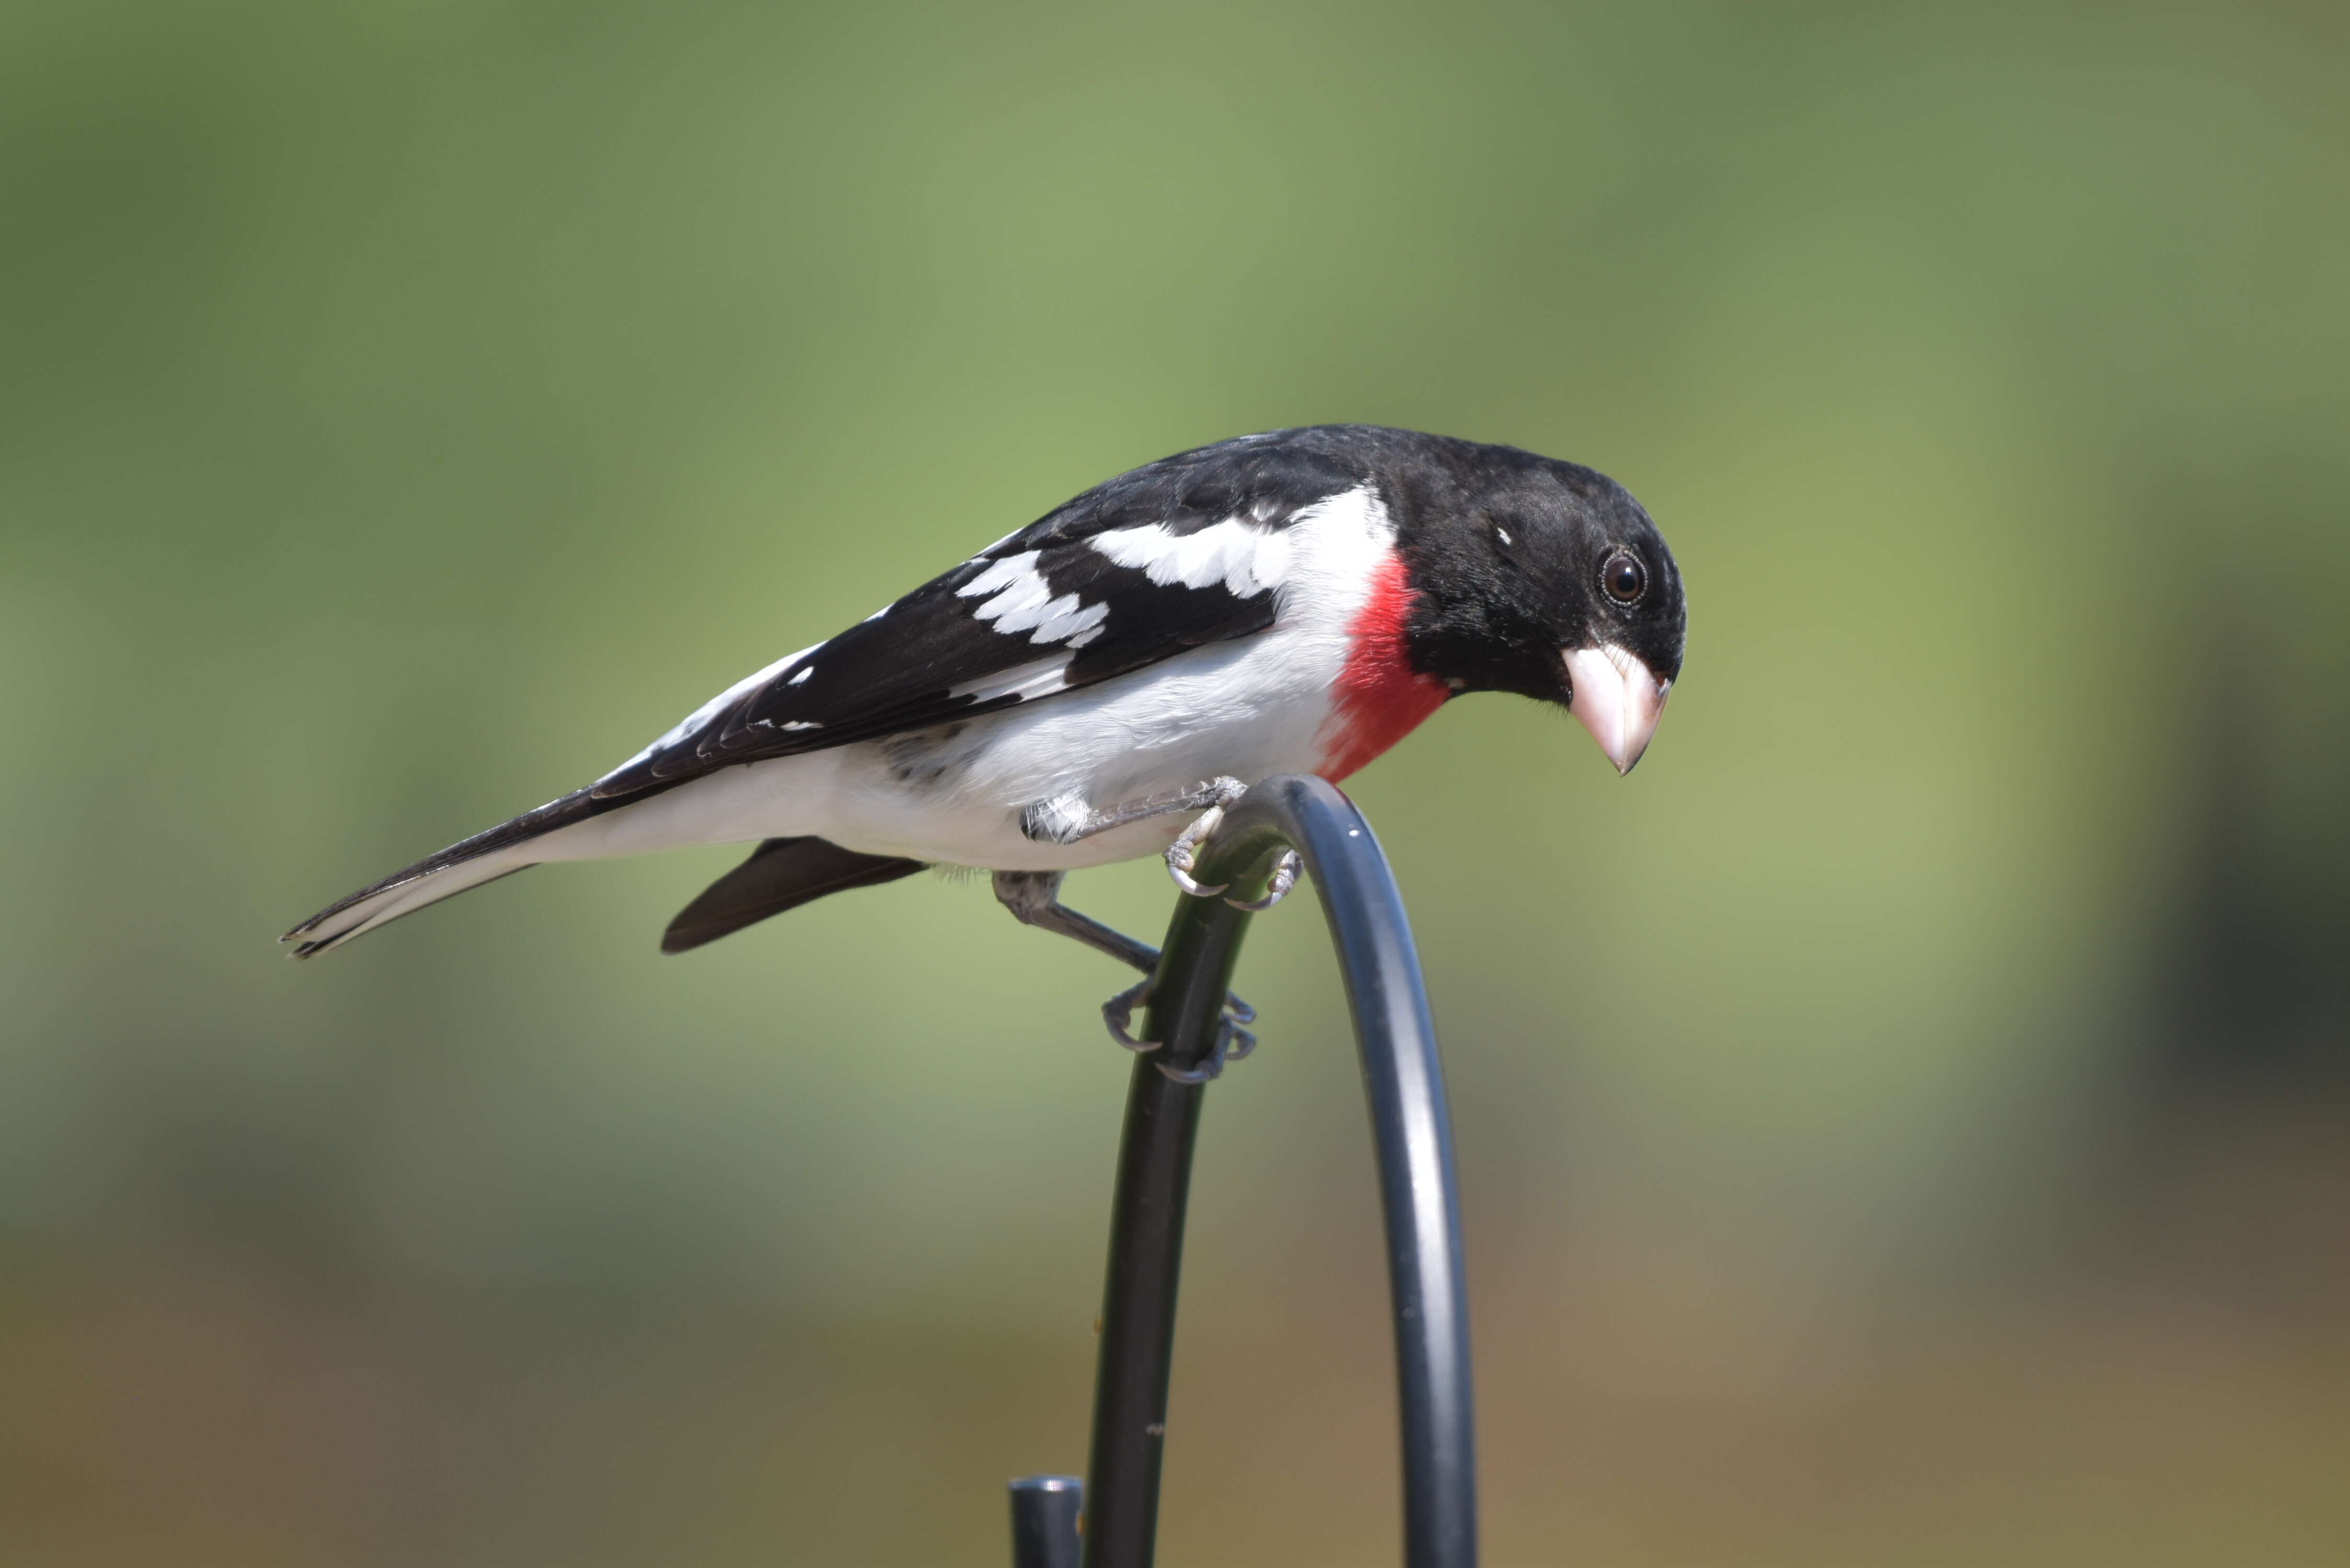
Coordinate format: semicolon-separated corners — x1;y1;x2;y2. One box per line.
990;869;1159;972
1018;778;1243;849
992;870;1257;1071
1021;777;1304;913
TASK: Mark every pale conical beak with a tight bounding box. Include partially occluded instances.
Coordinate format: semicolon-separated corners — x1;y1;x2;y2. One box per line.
1563;645;1669;775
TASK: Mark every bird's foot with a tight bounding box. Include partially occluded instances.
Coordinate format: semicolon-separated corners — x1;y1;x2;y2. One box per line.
993;869;1262;1077
1164;777;1250;897
1160;783;1300;910
1101;978;1258;1083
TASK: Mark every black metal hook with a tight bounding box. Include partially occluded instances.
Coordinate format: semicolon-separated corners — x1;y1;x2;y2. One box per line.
1014;775;1478;1568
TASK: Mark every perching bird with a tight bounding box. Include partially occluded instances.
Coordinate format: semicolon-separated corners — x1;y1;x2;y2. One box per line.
285;425;1685;1064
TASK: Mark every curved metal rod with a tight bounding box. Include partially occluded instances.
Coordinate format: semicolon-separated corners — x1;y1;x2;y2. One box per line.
1078;775;1477;1568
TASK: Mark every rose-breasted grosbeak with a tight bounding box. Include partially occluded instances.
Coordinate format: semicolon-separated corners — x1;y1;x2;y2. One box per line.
285;426;1686;1023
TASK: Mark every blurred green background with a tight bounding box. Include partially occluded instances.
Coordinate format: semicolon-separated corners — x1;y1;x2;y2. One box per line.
4;1;2346;1563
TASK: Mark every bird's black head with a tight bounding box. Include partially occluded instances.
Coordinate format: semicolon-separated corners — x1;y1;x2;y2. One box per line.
1389;441;1686;773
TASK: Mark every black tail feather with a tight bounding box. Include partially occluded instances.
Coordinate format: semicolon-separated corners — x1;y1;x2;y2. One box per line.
283;783;610;944
661;837;925;954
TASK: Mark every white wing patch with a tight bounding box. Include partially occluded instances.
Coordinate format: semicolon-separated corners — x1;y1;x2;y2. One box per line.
955;551;1110;647
1088;516;1291;597
949;654;1073;705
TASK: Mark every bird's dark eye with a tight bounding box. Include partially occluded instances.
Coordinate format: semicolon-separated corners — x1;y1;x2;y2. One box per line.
1601;551;1646;604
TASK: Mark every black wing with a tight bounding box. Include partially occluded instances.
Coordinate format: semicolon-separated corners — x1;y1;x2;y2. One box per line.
588;428;1375;804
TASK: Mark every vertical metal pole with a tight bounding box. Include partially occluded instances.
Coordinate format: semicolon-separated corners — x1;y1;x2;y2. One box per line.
1009;1475;1083;1568
1079;882;1259;1568
1070;775;1476;1568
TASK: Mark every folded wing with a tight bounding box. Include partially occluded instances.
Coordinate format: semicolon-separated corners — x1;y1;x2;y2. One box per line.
588;437;1363;804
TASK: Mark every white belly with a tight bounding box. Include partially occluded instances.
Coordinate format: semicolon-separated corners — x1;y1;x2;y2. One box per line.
542;629;1346;870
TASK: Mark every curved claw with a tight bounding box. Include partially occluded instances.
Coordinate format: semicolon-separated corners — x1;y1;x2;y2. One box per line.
1224;849;1301;913
1161;827;1222;903
1164;803;1230;899
1105;976;1255;1058
1165;858;1228;899
1101;977;1161;1053
1156;1014;1254;1084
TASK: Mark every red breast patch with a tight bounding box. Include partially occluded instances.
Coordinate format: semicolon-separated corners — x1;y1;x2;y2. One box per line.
1317;551;1448;781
